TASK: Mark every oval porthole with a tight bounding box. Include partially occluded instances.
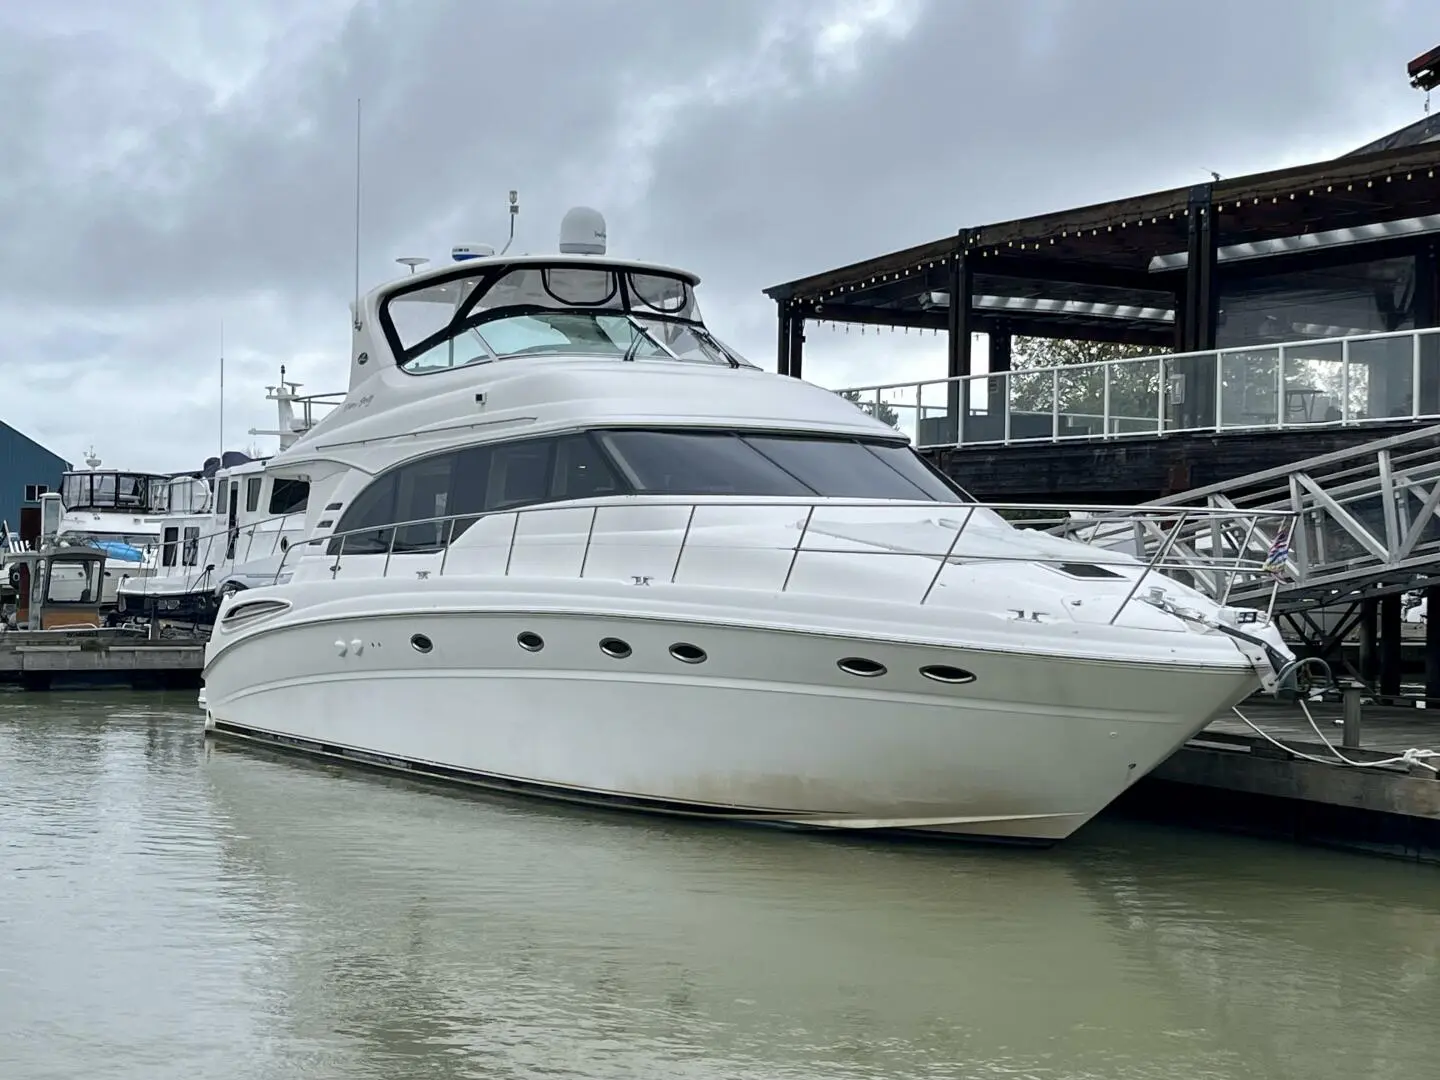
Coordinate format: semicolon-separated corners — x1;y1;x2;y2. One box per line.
919;664;976;685
837;657;887;678
669;642;707;664
599;637;632;659
517;631;544;652
411;633;433;654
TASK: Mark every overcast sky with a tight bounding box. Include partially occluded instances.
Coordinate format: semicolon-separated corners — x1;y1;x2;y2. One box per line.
3;0;1439;472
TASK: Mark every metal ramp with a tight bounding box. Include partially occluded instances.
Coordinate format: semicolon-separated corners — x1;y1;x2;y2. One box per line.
1049;423;1440;632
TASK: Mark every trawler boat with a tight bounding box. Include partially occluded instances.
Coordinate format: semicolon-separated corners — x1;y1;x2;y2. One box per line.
199;207;1297;845
51;452;173;605
0;455;188;610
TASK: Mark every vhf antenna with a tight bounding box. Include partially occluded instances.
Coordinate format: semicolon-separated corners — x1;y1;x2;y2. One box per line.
352;97;363;331
219;319;225;459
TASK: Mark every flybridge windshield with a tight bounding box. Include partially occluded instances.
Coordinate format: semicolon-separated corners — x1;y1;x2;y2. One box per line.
381;263;755;374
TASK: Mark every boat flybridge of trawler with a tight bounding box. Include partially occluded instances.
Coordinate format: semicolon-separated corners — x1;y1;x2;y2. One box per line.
198;205;1306;847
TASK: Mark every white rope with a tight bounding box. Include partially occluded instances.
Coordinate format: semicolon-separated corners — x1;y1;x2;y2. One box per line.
1229;697;1439;774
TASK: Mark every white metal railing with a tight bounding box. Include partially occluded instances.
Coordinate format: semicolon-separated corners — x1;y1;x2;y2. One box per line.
255;498;1298;623
128;510;309;599
293;390;345;434
836;325;1440;449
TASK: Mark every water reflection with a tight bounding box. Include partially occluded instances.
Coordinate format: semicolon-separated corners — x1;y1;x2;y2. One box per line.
1;690;1437;1079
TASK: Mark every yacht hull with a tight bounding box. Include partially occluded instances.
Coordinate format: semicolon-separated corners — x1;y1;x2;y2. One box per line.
202;605;1259;844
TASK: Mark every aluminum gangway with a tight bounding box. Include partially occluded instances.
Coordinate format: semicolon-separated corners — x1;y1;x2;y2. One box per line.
1049;423;1440;640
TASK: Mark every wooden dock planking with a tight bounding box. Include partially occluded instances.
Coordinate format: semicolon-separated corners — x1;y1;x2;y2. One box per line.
1118;697;1440;862
0;632;205;688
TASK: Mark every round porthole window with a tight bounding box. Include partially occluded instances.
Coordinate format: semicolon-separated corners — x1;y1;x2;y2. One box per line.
837;657;886;678
600;637;632;659
517;631;544;652
919;664;976;685
411;633;433;654
669;642;707;664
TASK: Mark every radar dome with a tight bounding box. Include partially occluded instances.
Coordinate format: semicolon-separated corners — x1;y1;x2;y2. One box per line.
558;206;607;255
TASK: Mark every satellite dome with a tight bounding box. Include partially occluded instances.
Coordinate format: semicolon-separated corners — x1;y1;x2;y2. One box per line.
558;207;607;255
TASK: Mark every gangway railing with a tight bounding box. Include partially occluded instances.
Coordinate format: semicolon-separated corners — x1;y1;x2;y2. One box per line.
1052;423;1440;618
835;325;1440;449
250;498;1295;627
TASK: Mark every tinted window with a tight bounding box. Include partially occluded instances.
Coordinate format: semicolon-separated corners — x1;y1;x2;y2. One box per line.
448;444;492;536
246;478;262;513
743;435;948;501
330;437;606;554
552;434;624;500
861;444;971;502
600;431;810;496
329;473;396;555
268;479;309;516
393;455;453;552
485;441;555;510
445;434;625;538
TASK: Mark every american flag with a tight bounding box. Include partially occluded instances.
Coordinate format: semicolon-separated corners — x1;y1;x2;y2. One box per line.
1260;521;1293;576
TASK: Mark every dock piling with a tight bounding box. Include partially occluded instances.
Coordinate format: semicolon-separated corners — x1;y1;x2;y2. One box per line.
1342;684;1364;749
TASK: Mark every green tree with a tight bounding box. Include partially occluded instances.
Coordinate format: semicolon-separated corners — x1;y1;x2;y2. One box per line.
838;387;900;429
1008;338;1163;433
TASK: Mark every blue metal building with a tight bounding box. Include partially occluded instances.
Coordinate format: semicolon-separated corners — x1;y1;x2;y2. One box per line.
0;419;71;538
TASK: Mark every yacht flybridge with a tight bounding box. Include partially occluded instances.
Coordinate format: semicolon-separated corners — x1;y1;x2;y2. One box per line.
200;207;1300;845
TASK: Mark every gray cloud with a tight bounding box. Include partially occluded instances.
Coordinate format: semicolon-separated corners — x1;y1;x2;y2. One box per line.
1;0;1438;471
636;0;1440;382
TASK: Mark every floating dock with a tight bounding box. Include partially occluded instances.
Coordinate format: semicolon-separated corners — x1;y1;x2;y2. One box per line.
1123;695;1440;863
0;630;205;690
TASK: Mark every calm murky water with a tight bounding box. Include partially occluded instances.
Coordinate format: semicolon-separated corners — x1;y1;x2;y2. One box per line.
2;689;1437;1079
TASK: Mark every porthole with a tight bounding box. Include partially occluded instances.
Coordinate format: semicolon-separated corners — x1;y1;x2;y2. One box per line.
411;633;433;654
599;637;632;659
669;642;707;664
517;631;544;652
919;664;976;685
837;657;887;678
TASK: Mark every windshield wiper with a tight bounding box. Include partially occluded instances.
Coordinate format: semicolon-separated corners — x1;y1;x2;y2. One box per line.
621;316;668;362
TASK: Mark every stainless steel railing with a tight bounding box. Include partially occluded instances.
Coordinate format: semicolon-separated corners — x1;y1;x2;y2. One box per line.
265;497;1298;622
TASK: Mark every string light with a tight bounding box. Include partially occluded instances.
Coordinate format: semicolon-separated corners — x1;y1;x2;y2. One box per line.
783;167;1438;302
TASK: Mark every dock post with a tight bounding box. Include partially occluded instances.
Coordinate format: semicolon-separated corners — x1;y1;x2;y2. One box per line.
1380;594;1403;698
1341;683;1363;749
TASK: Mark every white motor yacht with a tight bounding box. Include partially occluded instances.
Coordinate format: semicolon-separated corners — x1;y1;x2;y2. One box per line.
116;372;340;625
48;454;170;606
199;208;1298;845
